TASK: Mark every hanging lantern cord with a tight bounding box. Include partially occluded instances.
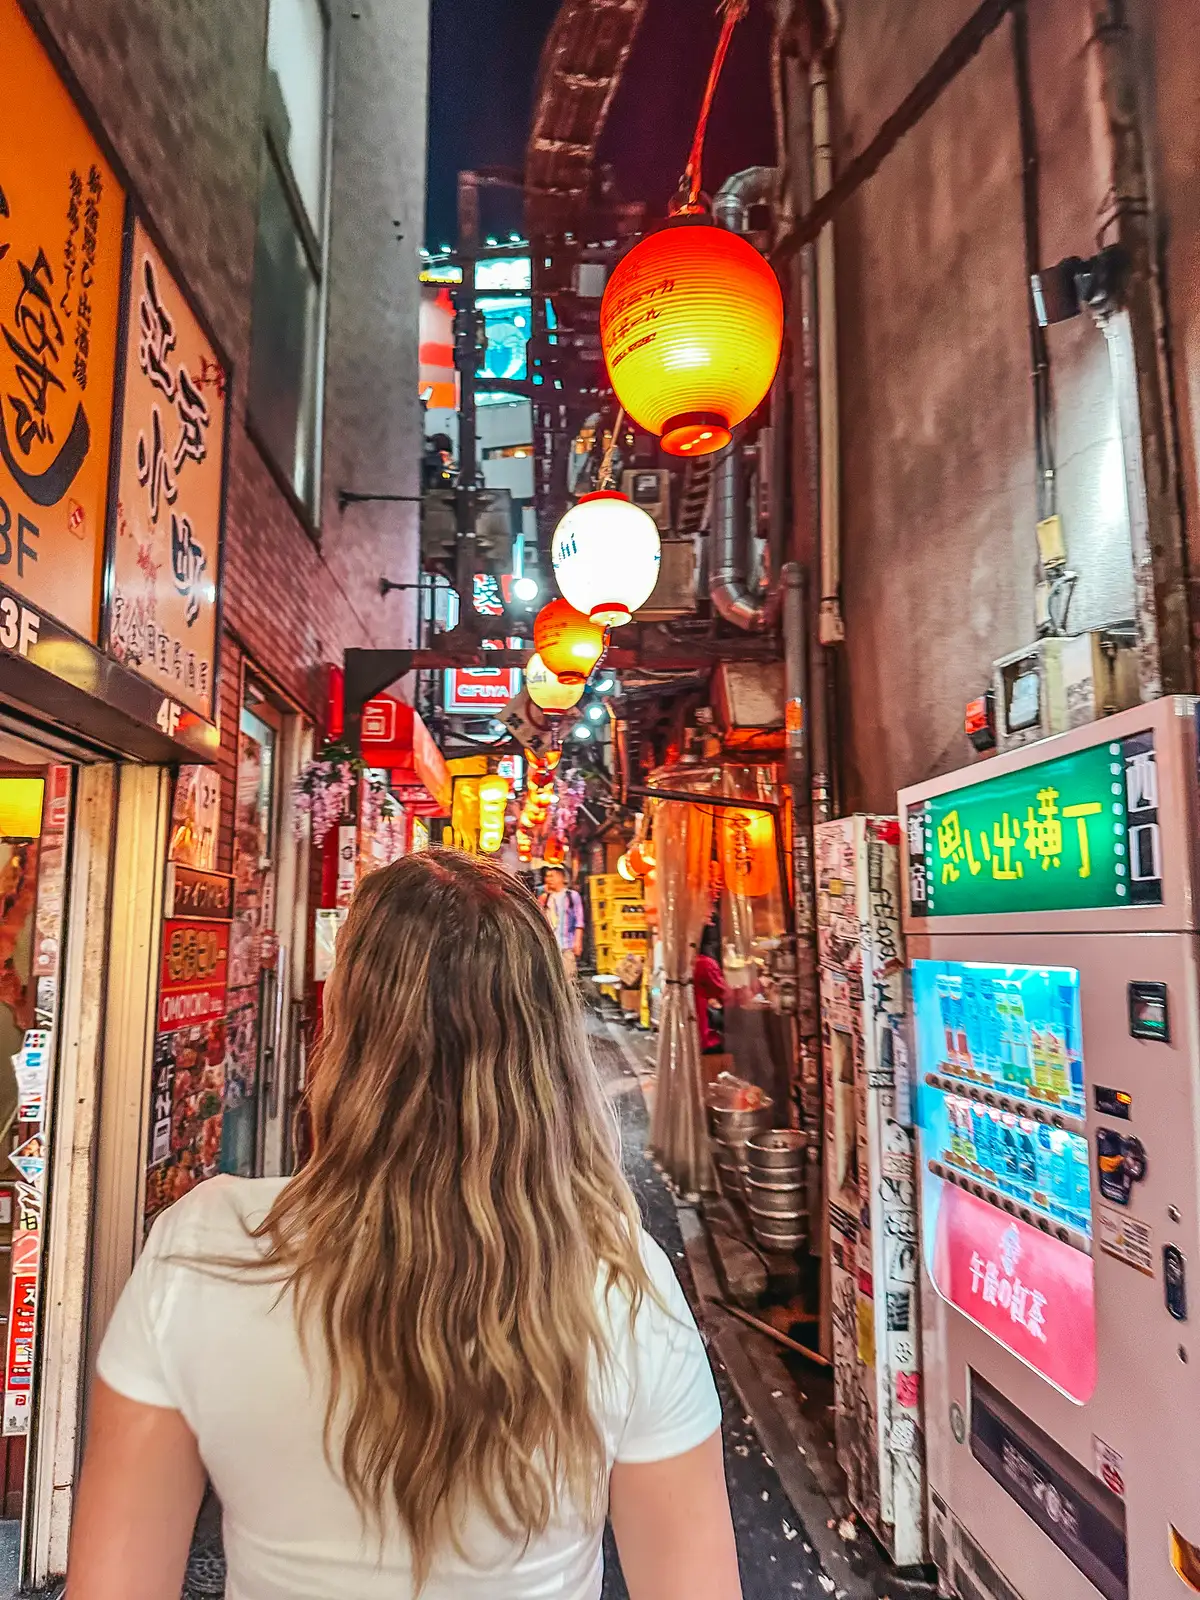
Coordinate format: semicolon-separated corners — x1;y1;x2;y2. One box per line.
598;406;625;490
677;0;751;214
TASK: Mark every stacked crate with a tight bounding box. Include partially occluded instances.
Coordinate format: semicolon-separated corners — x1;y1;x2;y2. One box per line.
588;875;648;1001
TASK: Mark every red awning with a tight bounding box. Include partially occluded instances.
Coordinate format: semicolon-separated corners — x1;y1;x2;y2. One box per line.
327;669;451;816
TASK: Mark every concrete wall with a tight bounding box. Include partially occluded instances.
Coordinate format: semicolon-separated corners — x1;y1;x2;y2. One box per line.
30;0;430;726
826;0;1164;811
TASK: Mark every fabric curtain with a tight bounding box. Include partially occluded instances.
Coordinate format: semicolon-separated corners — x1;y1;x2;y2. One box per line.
648;794;715;1198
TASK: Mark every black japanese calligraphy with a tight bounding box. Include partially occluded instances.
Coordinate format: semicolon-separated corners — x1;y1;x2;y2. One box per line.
136;405;177;523
0;187;90;507
170;512;206;626
137;256;176;398
172;367;209;471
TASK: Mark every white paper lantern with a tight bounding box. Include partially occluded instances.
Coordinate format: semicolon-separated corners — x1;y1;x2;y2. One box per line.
551;491;662;626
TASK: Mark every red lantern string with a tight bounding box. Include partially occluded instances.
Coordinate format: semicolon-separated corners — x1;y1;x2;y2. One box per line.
680;0;752;214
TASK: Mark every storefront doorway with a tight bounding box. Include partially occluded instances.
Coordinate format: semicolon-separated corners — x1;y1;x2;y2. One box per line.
0;741;72;1582
224;675;309;1181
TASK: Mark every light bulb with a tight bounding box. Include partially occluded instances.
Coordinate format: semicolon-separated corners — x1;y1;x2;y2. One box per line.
512;575;539;602
572;724;593;741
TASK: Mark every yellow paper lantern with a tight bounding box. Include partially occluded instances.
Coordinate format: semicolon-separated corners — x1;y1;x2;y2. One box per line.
477;775;509;855
526;653;584;713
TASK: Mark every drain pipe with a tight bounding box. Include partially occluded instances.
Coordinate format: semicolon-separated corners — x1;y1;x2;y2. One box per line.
710;438;783;631
709;168;784;632
811;19;844;647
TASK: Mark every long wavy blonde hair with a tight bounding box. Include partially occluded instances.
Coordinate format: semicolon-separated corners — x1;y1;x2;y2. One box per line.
250;850;652;1583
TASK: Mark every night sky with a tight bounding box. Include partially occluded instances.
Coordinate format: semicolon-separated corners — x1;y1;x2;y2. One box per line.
424;0;776;247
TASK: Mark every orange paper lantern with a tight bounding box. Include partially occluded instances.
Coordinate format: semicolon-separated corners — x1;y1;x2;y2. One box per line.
600;219;784;457
533;599;605;686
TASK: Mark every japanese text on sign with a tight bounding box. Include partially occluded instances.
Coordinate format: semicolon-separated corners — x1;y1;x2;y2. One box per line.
108;222;226;720
908;733;1162;916
0;0;125;641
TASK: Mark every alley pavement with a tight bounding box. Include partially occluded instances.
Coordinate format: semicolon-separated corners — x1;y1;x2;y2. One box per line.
171;1015;839;1600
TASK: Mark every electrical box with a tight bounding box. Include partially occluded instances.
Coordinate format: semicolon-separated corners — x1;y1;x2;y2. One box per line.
621;469;672;532
992;631;1139;754
634;539;697;620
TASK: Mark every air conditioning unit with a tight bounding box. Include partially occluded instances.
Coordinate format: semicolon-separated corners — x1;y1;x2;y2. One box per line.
634;540;697;619
621;469;672;532
993;629;1140;753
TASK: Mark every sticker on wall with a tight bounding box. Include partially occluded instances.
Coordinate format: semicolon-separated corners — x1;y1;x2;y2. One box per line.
895;1371;921;1410
856;1299;876;1368
890;1417;918;1455
13;1029;49;1124
9;1134;44;1190
1098;1208;1154;1277
1093;1437;1125;1500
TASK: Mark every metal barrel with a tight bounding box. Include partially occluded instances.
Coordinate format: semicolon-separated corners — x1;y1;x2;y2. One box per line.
744;1128;809;1252
745;1129;811;1177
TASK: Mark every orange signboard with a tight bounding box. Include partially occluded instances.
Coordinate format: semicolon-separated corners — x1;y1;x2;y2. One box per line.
107;222;226;719
0;0;125;641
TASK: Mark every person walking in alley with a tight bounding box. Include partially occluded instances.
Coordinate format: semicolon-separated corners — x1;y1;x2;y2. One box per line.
68;852;740;1600
693;925;727;1055
539;862;585;979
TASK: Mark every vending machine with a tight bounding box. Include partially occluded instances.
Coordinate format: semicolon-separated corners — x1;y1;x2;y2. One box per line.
815;816;927;1568
900;696;1200;1600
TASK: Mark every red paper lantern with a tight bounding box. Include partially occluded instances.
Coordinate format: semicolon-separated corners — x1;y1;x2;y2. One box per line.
533;599;605;686
627;839;655;878
600;219;783;458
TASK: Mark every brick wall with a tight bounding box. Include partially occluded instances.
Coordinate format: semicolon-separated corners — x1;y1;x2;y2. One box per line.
30;0;430;733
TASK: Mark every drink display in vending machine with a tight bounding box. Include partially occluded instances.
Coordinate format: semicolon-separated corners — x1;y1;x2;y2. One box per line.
901;697;1200;1600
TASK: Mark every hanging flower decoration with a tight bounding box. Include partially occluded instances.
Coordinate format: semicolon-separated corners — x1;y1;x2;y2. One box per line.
292;742;359;847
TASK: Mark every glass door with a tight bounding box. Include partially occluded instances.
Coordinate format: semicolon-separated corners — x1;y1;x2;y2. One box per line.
222;690;281;1177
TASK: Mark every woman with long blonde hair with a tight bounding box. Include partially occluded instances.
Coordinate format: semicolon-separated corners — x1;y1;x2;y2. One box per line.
69;852;740;1600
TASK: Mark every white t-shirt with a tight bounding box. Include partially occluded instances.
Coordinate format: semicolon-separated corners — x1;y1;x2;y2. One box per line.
98;1176;722;1600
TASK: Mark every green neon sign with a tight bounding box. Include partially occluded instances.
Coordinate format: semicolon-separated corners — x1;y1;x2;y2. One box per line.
907;732;1162;917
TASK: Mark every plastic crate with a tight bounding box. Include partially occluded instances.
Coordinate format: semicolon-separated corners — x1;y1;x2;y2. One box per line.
589;874;643;901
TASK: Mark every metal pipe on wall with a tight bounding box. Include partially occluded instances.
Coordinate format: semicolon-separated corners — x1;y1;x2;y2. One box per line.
709;167;787;633
710;440;784;632
811;42;844;648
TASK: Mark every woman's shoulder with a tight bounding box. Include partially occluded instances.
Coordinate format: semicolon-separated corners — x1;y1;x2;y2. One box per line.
149;1175;290;1257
